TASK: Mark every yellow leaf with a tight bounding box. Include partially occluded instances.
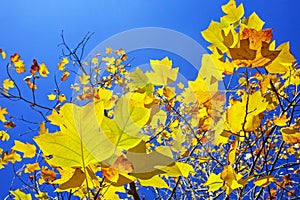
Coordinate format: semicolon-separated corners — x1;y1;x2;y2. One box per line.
58;168;86;190
283;67;300;87
2;151;22;165
106;47;113;54
39;63;50;77
274;113;289;126
53;166;98;191
34;103;115;168
0;130;10;141
221;165;243;194
163;86;176;99
247;12;265;31
39;122;49;135
128;67;150;89
254;175;276;187
266;42;296;74
58;57;69;71
238;77;247;86
95;87;114;109
102;56;115;65
156;162;194;178
0;49;6;59
3;79;14;90
12;140;36;158
221;0;244;24
79;73;90;85
227;91;268;133
150;108;167;127
204;173;224;192
91;57;99;65
0;107;8;122
25;162;41;173
139;175;169;188
171;129;186;152
101;185;125;199
146;57;178;86
10;54;25;73
47;93;56;101
10;189;32;200
101;117;143;150
228;140;237;165
34;191;49;200
201;21;228;52
280;127;300;145
177;82;184;89
115;94;150;136
130;92;147;108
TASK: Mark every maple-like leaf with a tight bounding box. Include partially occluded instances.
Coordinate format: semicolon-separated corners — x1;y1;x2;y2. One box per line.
226;91;268;133
280;127;300;144
0;107;8;122
128;67;150;89
204;173;224;192
254;175;276;187
58;94;66;102
3;79;14;90
34;103;116;168
41;166;56;183
100;117;143;150
156;162;194;178
201;21;228;53
247;12;265;31
1;150;22;166
39;63;50;77
12;140;36;158
10;189;32;200
10;53;26;74
55;168;86;190
146;57;178;86
24;162;41;173
139;175;169;188
126;141;192;180
106;47;113;54
114;94;150;136
95;87;114;109
47;93;56;101
0;130;10;141
265;42;296;73
221;165;243;194
274;113;289;126
79;73;90;85
91;57;99;65
221;0;244;24
58;57;69;71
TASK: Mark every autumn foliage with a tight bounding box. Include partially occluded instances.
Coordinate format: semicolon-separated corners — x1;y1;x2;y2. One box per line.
0;0;300;199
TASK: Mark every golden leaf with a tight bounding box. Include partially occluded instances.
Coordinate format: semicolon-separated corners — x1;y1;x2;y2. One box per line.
254;175;276;187
3;79;14;90
58;57;69;71
12;140;36;158
39;63;50;77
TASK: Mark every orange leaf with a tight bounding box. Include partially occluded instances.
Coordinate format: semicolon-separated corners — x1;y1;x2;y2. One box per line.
41;166;56;183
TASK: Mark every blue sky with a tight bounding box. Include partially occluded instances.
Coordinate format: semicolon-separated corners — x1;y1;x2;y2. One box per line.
0;0;300;198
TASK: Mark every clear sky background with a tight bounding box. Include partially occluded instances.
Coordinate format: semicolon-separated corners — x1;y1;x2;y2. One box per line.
0;0;299;198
